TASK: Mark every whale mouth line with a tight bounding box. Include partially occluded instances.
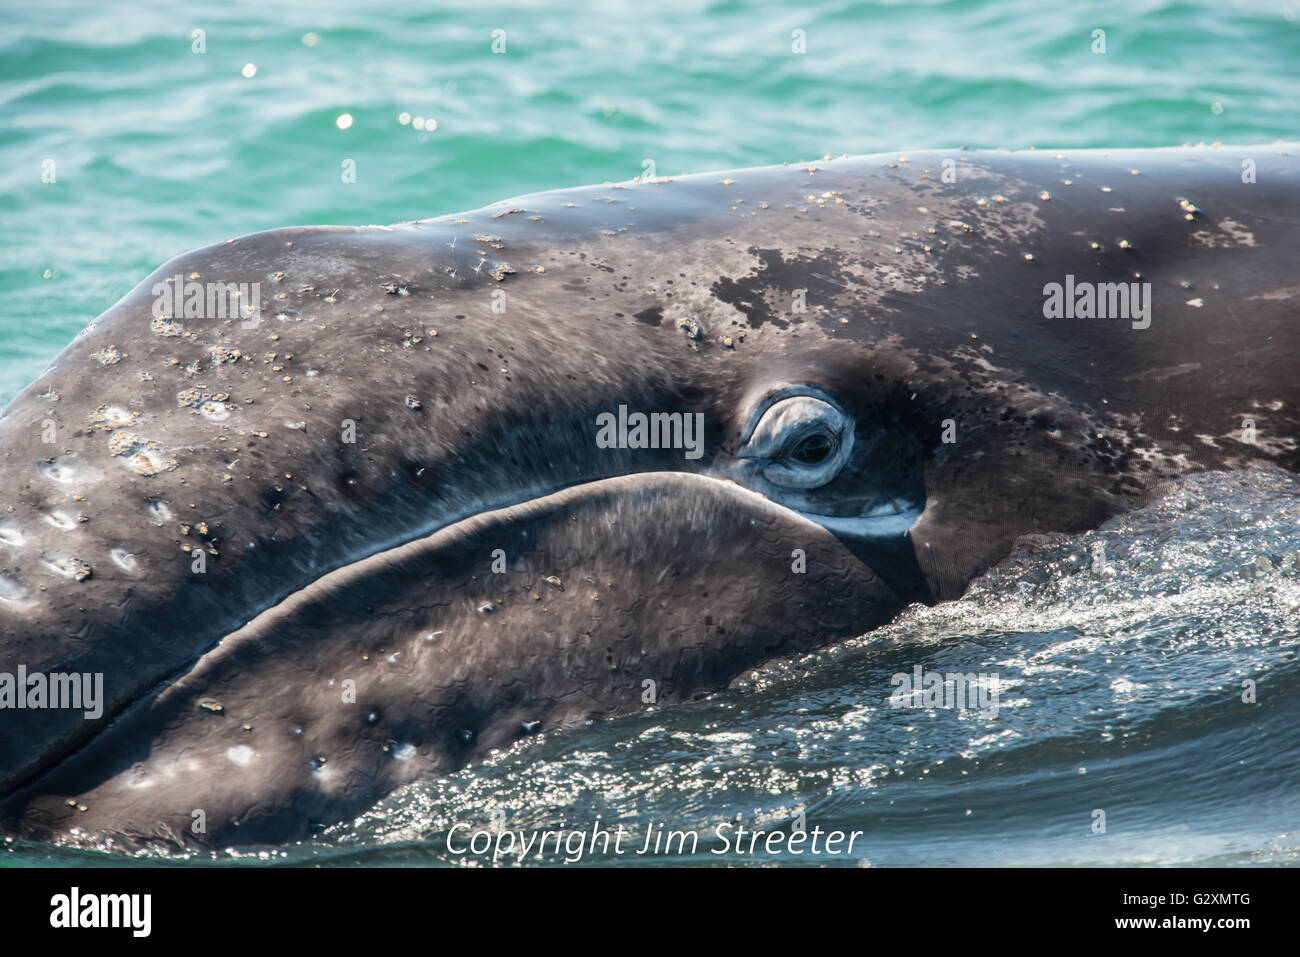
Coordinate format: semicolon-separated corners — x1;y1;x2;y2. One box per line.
704;476;923;539
809;508;923;538
1;469;910;840
2;469;907;812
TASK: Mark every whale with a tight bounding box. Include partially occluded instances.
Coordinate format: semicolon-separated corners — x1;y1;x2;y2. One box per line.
1;145;1297;849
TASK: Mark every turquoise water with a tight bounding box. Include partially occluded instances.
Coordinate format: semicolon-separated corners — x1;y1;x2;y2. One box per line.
2;0;1297;405
1;1;1298;866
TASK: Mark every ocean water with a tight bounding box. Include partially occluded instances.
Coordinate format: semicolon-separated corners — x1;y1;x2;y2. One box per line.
1;0;1298;866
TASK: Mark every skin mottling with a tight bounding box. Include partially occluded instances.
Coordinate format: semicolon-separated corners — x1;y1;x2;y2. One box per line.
0;145;1297;849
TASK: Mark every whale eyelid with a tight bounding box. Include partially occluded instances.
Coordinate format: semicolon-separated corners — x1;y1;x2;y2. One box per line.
738;384;847;446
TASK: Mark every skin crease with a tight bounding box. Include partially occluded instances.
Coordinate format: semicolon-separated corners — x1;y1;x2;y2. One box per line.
0;145;1297;848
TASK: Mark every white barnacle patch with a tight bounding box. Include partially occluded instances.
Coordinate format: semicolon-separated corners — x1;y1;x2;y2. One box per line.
148;500;173;522
392;743;417;761
226;745;255;767
107;431;177;476
0;523;24;547
0;572;32;608
124;768;153;790
150;316;183;337
90;346;124;365
107;431;142;456
110;547;138;572
38;457;81;485
44;511;77;531
208;345;241;366
127;447;175;476
88;405;137;431
199;400;230;422
41;553;93;582
176;388;204;409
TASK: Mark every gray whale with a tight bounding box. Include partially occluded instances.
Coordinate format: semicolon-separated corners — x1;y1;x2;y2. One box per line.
0;145;1296;848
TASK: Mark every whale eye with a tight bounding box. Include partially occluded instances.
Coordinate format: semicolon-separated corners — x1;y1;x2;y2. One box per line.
739;392;854;489
788;431;834;465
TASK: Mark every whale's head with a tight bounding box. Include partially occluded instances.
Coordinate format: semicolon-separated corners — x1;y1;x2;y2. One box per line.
8;147;1259;848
